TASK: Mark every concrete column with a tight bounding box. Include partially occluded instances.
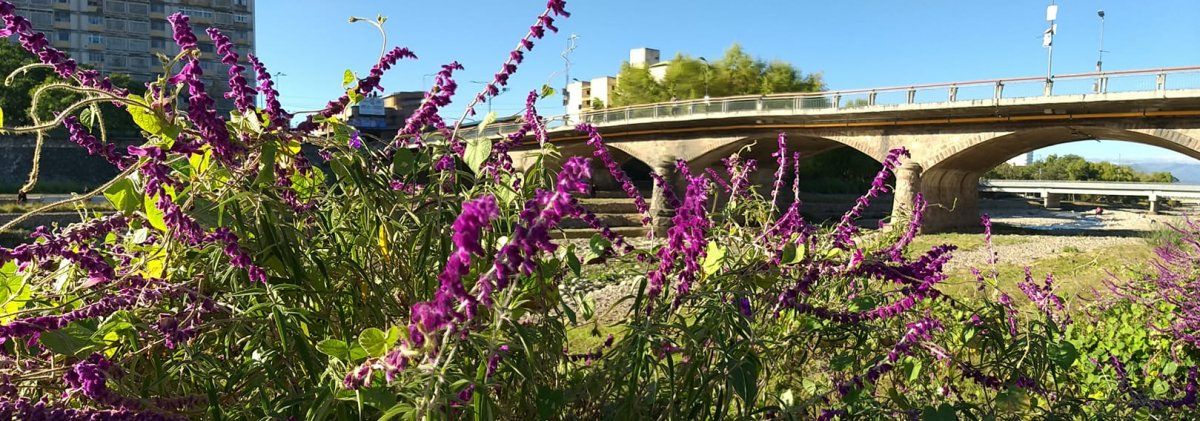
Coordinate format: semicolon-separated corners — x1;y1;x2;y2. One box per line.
1149;194;1160;215
650;161;678;236
920;169;981;233
891;162;923;220
1042;192;1062;209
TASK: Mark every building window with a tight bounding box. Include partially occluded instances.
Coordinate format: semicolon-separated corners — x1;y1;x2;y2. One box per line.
57;31;69;41
151;20;164;30
151;38;164;48
234;14;250;24
126;3;146;15
150;3;163;12
54;11;69;22
88;15;102;25
88;34;103;44
234;0;248;6
87;0;101;7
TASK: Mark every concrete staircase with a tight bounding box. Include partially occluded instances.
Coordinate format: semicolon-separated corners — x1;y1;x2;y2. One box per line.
559;190;651;239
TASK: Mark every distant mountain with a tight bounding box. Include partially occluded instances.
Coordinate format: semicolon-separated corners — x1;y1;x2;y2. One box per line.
1130;162;1200;184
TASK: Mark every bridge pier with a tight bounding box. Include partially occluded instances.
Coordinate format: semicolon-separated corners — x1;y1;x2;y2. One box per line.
650;161;678;236
891;162;923;220
917;169;982;232
1042;192;1063;209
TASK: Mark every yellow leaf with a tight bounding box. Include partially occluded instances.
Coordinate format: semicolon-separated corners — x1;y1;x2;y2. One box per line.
378;225;390;257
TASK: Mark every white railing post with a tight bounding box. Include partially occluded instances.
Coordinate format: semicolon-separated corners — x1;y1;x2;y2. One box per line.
833;94;841;109
1043;78;1053;96
1156;72;1167;91
948;85;958;102
756;96;764;111
906;88;916;104
867;90;877;106
993;81;1004;101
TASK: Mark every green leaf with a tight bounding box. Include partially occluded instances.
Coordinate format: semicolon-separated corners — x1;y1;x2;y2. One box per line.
41;323;98;357
565;245;581;277
920;403;957;421
144;192;168;231
357;386;397;410
476;111;497;134
127;100;178;139
464;138;492;175
728;353;760;406
253;141;278;186
780;243;806;265
359;328;388;358
103;178;141;213
701;242;727;276
540;84;556;99
316;339;351;360
342;69;356;88
1048;341;1078;370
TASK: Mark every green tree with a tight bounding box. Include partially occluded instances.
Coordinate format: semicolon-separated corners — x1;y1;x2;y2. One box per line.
610;62;668;107
609;44;824;107
0;39;143;135
987;154;1176;182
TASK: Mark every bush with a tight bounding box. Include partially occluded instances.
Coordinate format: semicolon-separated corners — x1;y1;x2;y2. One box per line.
0;2;1196;419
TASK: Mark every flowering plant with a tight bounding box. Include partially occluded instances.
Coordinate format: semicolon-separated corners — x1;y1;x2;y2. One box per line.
0;1;1196;419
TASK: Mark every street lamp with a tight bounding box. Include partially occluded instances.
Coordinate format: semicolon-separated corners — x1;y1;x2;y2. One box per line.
698;56;710;103
1043;1;1058;95
1096;10;1106;73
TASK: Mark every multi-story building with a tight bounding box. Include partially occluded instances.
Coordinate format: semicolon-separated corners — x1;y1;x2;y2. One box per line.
565;47;667;123
10;0;255;109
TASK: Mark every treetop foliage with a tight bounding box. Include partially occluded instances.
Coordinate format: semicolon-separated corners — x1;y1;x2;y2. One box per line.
610;44;824;107
987;154;1176;183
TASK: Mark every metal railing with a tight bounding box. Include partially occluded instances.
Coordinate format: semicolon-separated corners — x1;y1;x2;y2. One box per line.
473;66;1200;138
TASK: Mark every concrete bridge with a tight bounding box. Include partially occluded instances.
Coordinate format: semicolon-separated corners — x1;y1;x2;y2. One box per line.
979;179;1200;213
498;66;1200;232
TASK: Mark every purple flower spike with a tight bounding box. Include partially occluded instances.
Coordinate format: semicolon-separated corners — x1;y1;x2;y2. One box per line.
576;123;650;225
206;27;256;113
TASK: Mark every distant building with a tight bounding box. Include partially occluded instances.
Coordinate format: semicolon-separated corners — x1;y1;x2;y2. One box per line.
344;91;425;139
1006;152;1034;166
11;0;256;110
566;47;673;123
383;91;424;129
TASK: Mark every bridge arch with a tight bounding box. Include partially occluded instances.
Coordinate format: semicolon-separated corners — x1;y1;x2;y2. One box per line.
917;126;1200;231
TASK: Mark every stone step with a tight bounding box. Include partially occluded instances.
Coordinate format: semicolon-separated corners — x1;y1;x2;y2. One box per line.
587;189;652;199
556;225;649;240
576;198;641;214
561;213;644;229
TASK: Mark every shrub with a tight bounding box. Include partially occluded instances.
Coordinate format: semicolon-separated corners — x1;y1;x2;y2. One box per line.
0;1;1196;419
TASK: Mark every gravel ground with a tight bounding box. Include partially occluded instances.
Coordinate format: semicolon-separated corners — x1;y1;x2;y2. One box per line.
943;234;1140;272
563;197;1191;323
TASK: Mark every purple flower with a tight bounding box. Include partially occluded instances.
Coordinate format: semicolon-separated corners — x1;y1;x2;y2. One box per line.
791;151;802;202
168;17;239;162
247;54;291;129
395;62;462;147
348;130;363;149
462;0;570;118
576;123;650;225
770;132;789;210
167;13;198;50
206;27;256;113
833;147;910;248
63;116;128;169
885;193;927;261
0;277;170;344
300;47;417;132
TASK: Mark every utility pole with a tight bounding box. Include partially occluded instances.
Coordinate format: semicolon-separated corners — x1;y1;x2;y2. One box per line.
1043;1;1058;96
562;34;579;92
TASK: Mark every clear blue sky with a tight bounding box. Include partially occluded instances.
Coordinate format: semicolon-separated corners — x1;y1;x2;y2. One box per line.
256;0;1200;162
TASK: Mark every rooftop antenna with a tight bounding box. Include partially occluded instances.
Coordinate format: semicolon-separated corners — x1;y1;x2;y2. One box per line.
562;34;579;105
1043;1;1058;95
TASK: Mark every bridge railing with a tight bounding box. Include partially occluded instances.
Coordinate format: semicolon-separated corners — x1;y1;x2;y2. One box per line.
472;66;1200;138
